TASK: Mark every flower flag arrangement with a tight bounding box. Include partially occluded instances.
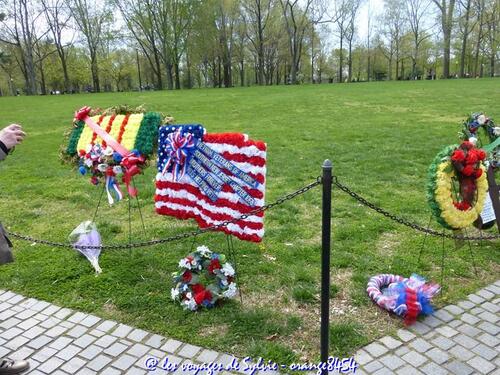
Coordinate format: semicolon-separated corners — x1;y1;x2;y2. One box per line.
171;246;237;311
427;141;488;229
155;125;267;242
65;106;163;204
367;274;440;326
461;112;499;168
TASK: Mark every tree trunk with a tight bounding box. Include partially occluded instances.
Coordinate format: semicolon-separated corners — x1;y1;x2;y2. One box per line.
441;0;456;78
174;63;181;89
459;0;471;77
338;33;343;83
240;59;244;86
38;60;47;95
90;50;100;92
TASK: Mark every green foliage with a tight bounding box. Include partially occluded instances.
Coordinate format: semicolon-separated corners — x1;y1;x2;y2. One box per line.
329;321;369;357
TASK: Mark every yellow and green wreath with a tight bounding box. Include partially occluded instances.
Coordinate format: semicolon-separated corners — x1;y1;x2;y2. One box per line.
427;142;488;230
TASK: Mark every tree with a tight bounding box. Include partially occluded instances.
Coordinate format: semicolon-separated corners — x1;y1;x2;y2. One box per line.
331;0;352;82
432;0;456;78
457;0;474;77
280;0;313;84
380;0;406;80
405;0;433;79
345;0;362;82
67;0;112;92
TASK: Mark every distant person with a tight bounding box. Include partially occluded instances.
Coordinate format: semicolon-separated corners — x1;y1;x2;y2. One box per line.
0;123;30;375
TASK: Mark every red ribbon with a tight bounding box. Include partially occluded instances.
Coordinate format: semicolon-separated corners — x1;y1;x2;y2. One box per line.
75;106;144;197
404;287;419;326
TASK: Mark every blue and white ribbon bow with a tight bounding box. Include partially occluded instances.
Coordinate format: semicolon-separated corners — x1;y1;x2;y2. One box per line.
105;175;123;205
162;129;197;181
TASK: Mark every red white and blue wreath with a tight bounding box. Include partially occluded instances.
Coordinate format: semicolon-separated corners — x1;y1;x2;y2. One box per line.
171;246;237;311
367;274;440;325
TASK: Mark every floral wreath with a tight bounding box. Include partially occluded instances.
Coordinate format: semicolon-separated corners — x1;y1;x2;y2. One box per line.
461;112;500;169
367;274;440;325
171;246;237;311
427;141;488;229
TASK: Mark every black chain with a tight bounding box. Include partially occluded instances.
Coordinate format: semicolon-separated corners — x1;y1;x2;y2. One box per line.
332;176;500;241
6;178;322;250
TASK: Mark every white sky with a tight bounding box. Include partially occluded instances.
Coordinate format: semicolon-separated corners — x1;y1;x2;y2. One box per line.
357;0;385;39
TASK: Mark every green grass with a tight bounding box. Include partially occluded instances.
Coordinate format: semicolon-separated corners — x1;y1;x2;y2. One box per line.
0;79;499;362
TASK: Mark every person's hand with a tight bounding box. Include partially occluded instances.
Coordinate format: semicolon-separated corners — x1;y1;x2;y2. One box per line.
0;124;26;149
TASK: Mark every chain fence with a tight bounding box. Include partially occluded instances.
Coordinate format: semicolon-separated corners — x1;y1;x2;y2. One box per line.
5;174;500;249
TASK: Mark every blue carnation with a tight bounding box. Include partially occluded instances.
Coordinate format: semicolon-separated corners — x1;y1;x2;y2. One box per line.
79;166;86;175
113;152;123;162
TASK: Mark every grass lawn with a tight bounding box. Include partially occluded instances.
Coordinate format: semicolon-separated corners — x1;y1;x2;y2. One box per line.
0;79;498;363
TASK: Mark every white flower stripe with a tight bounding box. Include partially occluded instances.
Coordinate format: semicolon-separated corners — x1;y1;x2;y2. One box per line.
155;201;264;236
156;187;265;210
204;142;266;159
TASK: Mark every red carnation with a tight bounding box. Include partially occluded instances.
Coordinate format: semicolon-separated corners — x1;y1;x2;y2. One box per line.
477;149;486;161
79;149;86;157
474;169;483;178
208;259;221;274
191;283;204;294
182;271;192;283
451;149;466;162
194;290;212;305
465;150;479;165
461;141;474;150
454;201;472;211
462;165;475;176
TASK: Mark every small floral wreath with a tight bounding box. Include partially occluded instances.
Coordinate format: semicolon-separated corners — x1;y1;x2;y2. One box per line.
461;112;500;168
427;141;488;229
367;274;440;325
171;246;237;311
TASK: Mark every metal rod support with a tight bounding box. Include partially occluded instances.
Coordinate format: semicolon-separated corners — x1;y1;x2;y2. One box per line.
320;159;332;374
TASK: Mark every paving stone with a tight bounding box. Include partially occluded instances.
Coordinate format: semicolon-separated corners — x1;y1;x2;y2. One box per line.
449;345;475;361
49;336;73;350
66;325;88;338
394;346;410;357
379;354;405;370
445;361;474;375
409;338;432;353
354;350;372;366
478;321;500;335
0;346;8;359
468;294;485;304
128;328;149;342
8;346;35;360
145;334;164;348
39;317;61;329
75;368;98;375
410;321;431;335
31;301;50;312
112;324;134;338
456;323;481;337
31;347;58;362
89;329;106;338
95;320;117;333
68;311;87;324
44;325;68;338
54;308;72;320
431;335;455;350
27;334;52;349
485;284;500;294
435;325;459;338
7;294;25;304
4;335;30;350
16;309;37;320
197;349;220;363
457;301;476;310
80;314;101;328
461;313;480;325
0;317;21;330
379;336;402;350
423;315;443;328
80;345;102;360
364;342;388;357
104;342;129;356
453;333;479;349
0;326;22;340
87;354;112;372
425;347;449;365
129;343;151;358
444;304;465;315
471;343;497;361
433;309;454;322
477;289;495;300
467;356;496;374
471;306;486;315
481;301;499;313
448;320;461;328
100;367;122;375
372;367;392;375
161;339;183;354
111;354;138;370
364;360;383;373
396;365;423;375
401;350;427;367
38;357;64;374
477;332;500;347
94;334;117;348
41;304;60;316
73;334;96;348
55;344;81;361
478;310;499;323
396;329;415;342
421;362;447;375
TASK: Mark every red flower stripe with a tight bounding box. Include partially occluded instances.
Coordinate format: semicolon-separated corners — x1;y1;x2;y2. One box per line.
155;206;262;242
219;152;266;167
116;114;130;144
203;133;267;151
101;114;117;149
90;115;106;145
156;179;264;200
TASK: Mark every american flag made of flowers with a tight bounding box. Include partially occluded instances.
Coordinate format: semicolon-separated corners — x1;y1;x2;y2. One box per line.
155;125;267;243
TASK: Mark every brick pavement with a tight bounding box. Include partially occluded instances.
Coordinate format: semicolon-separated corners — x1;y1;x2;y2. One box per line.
0;280;499;374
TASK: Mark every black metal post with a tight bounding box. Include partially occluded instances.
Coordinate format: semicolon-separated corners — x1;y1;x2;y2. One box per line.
321;159;332;375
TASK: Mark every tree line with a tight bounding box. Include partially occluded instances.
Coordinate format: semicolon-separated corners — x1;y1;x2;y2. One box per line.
0;0;498;96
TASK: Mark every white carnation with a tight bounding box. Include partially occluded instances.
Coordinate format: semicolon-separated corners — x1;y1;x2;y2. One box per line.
222;263;235;277
113;166;123;175
223;283;237;299
84;158;93;167
171;288;179;300
469;137;478;145
183;297;197;311
197;245;212;257
97;163;108;172
477;114;486;125
103;146;114;156
493;127;500;136
179;258;191;269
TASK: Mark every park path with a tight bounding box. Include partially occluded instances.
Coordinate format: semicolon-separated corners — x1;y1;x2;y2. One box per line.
0;281;498;375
